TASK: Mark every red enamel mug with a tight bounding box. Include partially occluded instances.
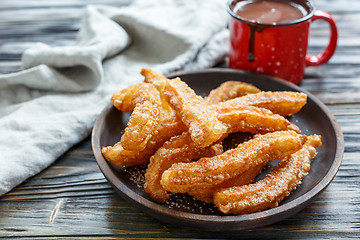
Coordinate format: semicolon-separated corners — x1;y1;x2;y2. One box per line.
227;0;338;84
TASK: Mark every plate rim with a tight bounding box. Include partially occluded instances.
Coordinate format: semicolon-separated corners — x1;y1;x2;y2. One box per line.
91;68;344;231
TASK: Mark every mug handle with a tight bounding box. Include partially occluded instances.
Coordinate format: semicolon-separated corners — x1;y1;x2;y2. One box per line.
305;10;338;67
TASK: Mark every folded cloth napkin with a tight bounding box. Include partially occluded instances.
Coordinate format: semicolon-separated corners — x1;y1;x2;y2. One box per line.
0;0;229;195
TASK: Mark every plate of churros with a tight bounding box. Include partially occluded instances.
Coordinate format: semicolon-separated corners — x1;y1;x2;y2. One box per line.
92;68;344;231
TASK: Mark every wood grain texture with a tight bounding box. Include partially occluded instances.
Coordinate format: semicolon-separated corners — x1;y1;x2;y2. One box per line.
1;0;360;238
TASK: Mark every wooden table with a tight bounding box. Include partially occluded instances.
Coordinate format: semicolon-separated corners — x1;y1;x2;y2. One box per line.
1;0;359;239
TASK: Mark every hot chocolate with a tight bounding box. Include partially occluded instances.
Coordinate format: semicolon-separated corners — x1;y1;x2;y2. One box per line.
234;0;308;25
227;0;338;84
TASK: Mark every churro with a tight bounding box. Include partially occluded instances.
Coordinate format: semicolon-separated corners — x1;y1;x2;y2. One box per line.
214;135;321;214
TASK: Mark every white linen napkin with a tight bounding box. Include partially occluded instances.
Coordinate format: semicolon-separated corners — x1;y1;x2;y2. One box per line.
0;0;229;195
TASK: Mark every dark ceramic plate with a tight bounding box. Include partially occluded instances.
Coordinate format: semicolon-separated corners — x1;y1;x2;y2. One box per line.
92;68;344;231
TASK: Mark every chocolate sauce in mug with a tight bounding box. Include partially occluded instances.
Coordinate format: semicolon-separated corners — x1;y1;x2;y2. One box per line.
232;0;310;61
234;0;307;25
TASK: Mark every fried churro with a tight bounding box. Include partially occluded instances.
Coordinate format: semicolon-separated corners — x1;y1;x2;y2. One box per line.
163;78;227;147
219;106;300;134
214;91;307;117
160;131;307;194
111;83;162;152
205;81;261;104
102;113;186;167
214;135;321;214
